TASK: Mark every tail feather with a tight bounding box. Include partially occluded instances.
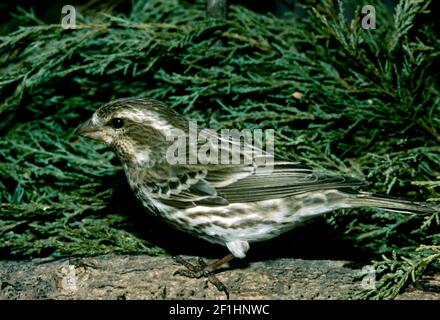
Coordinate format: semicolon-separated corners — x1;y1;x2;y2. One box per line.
347;192;438;215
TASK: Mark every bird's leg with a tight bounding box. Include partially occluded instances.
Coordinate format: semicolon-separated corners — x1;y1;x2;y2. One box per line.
173;254;235;299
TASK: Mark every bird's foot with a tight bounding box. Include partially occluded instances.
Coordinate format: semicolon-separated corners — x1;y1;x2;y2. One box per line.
172;255;229;299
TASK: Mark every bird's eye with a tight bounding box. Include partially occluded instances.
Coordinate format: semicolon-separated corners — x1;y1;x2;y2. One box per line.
111;118;124;129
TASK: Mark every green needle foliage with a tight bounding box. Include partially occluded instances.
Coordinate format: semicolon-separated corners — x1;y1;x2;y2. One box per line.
0;0;439;299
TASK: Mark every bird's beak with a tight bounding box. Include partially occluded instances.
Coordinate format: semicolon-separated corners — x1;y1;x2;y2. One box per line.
75;119;103;141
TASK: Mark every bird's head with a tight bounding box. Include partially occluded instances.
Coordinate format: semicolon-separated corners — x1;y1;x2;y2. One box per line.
76;97;187;166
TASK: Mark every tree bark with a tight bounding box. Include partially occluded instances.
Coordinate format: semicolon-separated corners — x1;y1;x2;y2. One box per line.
0;255;438;300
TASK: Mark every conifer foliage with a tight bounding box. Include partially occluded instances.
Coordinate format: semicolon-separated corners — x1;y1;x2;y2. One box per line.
0;0;438;299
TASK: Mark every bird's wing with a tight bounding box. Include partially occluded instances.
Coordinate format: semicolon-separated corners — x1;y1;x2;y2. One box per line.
141;165;230;209
144;159;365;209
212;161;365;202
143;128;365;208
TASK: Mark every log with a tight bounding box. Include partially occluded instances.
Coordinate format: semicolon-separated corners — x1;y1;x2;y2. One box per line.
0;255;438;300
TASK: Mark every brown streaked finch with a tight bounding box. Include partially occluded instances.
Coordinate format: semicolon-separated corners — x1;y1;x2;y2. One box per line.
75;97;438;298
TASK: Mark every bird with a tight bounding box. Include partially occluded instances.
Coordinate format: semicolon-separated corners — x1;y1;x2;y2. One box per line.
75;97;438;298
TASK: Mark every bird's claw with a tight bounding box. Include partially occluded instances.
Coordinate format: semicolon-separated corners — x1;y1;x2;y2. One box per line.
172;255;229;299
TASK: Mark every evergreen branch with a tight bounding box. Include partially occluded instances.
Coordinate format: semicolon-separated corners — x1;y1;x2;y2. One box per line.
388;0;432;53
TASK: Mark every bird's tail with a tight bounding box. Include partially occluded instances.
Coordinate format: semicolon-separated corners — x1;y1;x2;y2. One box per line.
346;191;439;215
